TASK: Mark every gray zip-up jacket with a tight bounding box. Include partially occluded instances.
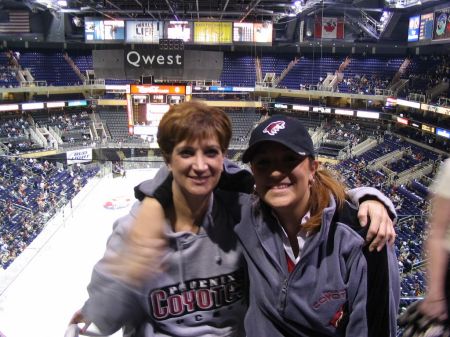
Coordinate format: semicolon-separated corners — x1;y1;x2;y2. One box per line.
234;195;400;337
81;189;248;337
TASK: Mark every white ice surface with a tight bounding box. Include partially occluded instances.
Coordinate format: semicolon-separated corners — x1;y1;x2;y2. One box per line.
0;169;158;337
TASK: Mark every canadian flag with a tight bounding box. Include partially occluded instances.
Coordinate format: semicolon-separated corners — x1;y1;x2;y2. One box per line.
315;17;344;39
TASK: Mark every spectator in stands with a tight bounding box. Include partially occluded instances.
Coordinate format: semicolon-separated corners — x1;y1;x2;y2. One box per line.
222;115;399;336
69;104;396;336
70;102;249;336
419;159;450;322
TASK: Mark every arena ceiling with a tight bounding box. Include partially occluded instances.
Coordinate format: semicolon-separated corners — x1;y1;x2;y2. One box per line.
0;0;445;47
0;0;405;21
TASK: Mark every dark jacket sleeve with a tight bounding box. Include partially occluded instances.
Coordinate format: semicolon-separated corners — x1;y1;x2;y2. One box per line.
364;244;400;337
335;202;399;337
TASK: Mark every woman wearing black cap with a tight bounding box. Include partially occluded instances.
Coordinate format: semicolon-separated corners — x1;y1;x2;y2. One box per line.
236;114;399;336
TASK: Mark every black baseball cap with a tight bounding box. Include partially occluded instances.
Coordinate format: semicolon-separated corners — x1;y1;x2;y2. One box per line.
242;114;315;163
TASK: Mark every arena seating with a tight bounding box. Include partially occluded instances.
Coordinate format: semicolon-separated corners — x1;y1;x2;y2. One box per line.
331;132;447;312
69;51;93;75
402;55;449;97
280;56;341;89
19;51;81;86
218;53;406;94
3;50;448;110
337;57;403;94
225;109;261;147
0;53;19;88
0;156;99;269
220;54;256;86
97;107;130;141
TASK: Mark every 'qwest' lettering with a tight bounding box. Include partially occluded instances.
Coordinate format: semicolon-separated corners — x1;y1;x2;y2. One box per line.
126;50;183;68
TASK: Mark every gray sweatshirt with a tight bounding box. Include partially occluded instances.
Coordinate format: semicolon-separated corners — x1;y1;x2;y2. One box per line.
82;190;247;337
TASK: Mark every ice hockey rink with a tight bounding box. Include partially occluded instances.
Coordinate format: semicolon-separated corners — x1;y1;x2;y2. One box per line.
0;168;159;337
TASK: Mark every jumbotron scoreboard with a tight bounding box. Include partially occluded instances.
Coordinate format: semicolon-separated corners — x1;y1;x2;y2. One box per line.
126;83;192;143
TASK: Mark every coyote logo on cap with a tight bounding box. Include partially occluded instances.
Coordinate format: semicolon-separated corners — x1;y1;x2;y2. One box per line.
263;120;285;136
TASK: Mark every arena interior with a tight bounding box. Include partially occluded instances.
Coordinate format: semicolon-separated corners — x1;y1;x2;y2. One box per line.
0;0;449;336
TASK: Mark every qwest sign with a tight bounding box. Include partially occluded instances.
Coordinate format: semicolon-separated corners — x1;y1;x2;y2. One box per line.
125;48;184;69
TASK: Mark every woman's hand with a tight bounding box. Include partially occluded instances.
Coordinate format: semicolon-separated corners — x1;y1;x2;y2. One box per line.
358;200;396;252
105;198;167;287
68;309;91;334
419;295;448;322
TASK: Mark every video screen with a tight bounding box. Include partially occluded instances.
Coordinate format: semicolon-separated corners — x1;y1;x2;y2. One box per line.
419;13;434;40
253;22;273;43
194;22;233;44
127;85;188;141
233;23;254;42
233;22;273;44
436;127;450;139
166;21;192;42
408;15;420;42
85;19;125;42
126;21;163;43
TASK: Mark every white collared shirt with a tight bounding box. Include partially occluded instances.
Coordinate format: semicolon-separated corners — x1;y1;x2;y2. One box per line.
276;211;311;264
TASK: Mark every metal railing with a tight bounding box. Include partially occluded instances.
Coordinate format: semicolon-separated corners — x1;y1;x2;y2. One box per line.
20;80;47;87
83;79;106;86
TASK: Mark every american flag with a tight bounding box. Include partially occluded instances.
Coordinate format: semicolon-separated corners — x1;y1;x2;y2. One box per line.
0;11;30;34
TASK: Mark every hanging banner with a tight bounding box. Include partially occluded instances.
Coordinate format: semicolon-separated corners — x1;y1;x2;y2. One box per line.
433;8;450;41
315;17;344;39
322;17;337;38
0;11;30;33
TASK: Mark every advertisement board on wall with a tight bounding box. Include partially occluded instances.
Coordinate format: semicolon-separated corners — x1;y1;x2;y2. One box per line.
419;13;434;40
408;15;420;42
22;102;44;110
253;22;273;43
421;103;450;115
436;127;450;139
67;148;93;165
233;22;272;44
194;22;233;44
335;109;354;116
126;21;163;43
85;19;125;42
0;104;19;112
166;21;192;42
396;117;409;125
433;8;450;41
130;84;186;95
422;124;435;133
396;99;420;109
356;111;380;119
233;22;254;42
